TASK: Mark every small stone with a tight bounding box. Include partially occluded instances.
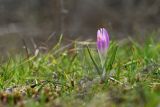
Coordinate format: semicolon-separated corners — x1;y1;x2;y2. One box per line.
5;88;13;94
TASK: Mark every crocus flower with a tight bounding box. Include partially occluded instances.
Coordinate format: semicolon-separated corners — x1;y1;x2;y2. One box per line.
97;28;110;55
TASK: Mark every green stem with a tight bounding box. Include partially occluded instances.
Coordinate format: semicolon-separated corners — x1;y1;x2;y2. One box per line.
86;45;101;75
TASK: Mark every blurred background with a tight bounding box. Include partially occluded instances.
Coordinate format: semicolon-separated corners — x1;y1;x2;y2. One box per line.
0;0;160;56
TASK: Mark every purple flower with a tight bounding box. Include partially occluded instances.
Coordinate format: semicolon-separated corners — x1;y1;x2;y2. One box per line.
97;28;110;54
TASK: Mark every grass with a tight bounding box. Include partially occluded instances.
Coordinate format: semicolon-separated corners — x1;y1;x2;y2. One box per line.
0;35;159;107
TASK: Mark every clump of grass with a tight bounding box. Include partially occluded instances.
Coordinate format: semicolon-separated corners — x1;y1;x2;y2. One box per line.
0;35;159;107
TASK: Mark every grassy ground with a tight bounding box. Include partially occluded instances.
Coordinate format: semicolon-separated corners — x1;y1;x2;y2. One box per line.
0;36;159;107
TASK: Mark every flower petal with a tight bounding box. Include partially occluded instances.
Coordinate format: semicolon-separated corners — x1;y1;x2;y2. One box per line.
97;28;110;54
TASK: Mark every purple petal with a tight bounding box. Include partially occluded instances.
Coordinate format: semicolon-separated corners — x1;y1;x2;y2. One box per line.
97;28;110;54
102;28;109;48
